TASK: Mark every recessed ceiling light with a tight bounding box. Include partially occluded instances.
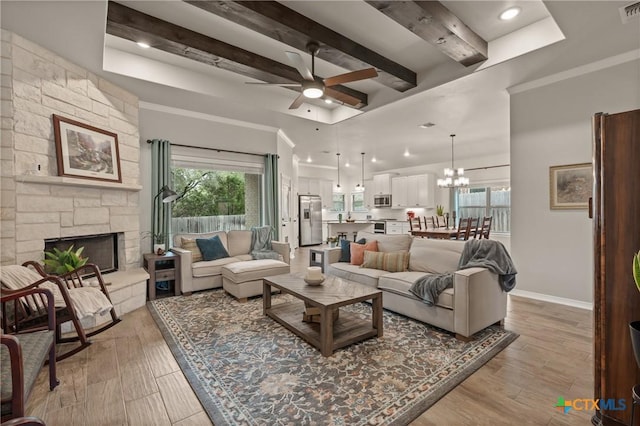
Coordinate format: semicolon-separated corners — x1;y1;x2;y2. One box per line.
345;162;350;167
419;122;436;128
136;42;151;49
499;7;521;20
404;150;410;157
306;155;312;163
324;99;333;104
371;157;377;163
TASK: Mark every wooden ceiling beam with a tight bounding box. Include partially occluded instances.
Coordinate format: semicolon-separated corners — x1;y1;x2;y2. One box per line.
366;1;488;67
184;0;417;92
106;2;368;109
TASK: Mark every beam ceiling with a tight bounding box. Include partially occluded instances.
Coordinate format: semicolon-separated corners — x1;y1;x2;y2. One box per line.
106;1;369;109
366;1;488;67
184;0;417;92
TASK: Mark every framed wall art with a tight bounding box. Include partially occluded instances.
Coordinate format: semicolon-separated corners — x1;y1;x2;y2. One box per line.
549;163;592;210
52;114;122;183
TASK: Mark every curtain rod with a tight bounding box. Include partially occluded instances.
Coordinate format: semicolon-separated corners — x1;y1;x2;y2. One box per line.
147;140;268;158
465;164;510;171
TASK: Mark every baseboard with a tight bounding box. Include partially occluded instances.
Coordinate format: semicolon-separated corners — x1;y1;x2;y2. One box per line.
509;289;593;310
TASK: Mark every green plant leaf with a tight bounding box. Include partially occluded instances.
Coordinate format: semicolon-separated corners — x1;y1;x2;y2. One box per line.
633;250;640;293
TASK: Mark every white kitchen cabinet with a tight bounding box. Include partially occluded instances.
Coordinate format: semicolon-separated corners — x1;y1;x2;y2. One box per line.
298;177;310;195
320;180;333;209
372;173;392;195
391;176;407;208
386;221;410;234
416;174;435;207
390;174;435;208
364;179;374;209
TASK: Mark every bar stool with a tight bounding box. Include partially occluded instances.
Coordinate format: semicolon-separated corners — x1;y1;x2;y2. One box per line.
337;232;348;240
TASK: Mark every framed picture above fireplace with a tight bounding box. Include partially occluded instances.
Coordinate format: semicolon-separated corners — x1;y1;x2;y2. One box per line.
52;114;122;183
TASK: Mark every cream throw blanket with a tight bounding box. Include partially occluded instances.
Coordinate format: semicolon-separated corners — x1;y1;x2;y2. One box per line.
0;265;113;320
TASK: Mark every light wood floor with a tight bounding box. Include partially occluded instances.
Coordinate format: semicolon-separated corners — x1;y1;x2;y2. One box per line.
25;247;593;425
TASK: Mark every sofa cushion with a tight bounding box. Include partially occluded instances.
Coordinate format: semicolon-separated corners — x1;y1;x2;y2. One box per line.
181;238;203;263
351;241;378;265
378;272;454;309
362;250;410;272
197;235;230;261
356;231;412;253
409;238;464;274
221;259;289;284
328;262;386;288
175;231;227;249
192;257;239;278
227;230;253;257
340;238;366;262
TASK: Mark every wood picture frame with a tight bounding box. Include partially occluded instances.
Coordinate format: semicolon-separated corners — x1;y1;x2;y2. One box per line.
52;114;122;183
549;163;592;210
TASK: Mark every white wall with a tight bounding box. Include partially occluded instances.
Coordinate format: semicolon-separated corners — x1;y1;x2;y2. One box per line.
510;58;640;305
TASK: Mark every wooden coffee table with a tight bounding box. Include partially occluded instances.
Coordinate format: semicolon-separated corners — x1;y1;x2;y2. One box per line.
263;274;383;357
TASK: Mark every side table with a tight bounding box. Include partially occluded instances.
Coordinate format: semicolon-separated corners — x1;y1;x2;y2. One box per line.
143;251;181;300
309;249;325;272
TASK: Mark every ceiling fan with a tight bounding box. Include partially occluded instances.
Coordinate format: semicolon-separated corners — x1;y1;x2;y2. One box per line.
247;41;378;110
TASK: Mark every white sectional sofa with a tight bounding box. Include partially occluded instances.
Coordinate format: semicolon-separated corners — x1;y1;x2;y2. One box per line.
324;231;508;338
171;230;290;301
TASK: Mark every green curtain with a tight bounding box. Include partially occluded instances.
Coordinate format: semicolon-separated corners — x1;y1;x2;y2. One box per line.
150;139;172;250
264;153;279;241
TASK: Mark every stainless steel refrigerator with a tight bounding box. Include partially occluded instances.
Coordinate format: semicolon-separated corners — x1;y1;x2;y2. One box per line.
299;195;323;246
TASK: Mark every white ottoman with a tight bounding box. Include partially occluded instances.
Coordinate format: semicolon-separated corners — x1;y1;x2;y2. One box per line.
221;259;290;302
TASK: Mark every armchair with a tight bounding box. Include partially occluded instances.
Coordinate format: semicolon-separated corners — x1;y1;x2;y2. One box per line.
1;288;59;422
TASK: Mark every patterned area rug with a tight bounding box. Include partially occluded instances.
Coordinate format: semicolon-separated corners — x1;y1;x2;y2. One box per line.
148;289;518;425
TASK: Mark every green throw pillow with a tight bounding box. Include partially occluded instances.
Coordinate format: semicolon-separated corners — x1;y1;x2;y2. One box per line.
196;235;230;261
361;250;410;272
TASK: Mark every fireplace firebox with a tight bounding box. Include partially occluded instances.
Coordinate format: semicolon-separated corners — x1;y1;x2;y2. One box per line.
44;233;118;274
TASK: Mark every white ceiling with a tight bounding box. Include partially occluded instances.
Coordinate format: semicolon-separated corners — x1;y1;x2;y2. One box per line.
1;1;639;176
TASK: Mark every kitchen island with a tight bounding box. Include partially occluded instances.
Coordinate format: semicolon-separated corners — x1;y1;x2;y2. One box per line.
325;221;374;241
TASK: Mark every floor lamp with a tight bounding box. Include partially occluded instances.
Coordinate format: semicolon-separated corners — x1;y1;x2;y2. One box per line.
152;185;179;254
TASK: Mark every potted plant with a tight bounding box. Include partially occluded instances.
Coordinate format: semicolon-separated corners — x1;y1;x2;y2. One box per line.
631;250;640;369
43;245;88;275
327;236;338;248
152;233;167;255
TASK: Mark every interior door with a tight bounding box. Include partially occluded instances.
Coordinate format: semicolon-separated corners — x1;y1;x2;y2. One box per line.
280;174;293;249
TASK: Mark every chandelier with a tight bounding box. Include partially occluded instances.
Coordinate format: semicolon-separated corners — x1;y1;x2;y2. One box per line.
437;134;469;188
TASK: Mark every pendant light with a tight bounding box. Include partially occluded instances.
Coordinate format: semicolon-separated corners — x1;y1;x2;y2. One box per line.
437;134;469;188
355;152;365;191
336;152;341;190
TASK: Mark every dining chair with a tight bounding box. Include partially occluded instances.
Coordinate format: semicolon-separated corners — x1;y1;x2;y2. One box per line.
435;215;447;228
468;217;480;239
424;216;436;229
408;217;422;231
454;217;472;240
478;216;493;239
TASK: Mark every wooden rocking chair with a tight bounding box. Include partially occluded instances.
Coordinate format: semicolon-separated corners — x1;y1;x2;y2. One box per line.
0;262;121;361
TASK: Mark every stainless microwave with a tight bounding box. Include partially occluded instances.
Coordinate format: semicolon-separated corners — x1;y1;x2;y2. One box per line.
373;194;392;207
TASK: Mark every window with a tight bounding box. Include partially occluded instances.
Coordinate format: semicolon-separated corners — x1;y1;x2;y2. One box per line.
170;146;264;234
332;192;345;212
456;184;510;233
351;192;366;212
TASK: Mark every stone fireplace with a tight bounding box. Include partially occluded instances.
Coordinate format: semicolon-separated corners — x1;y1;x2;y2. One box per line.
1;31;149;319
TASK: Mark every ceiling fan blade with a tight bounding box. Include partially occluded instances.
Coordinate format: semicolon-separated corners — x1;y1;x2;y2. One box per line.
324;68;378;87
245;82;301;87
288;94;306;110
285;51;314;81
324;87;362;107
